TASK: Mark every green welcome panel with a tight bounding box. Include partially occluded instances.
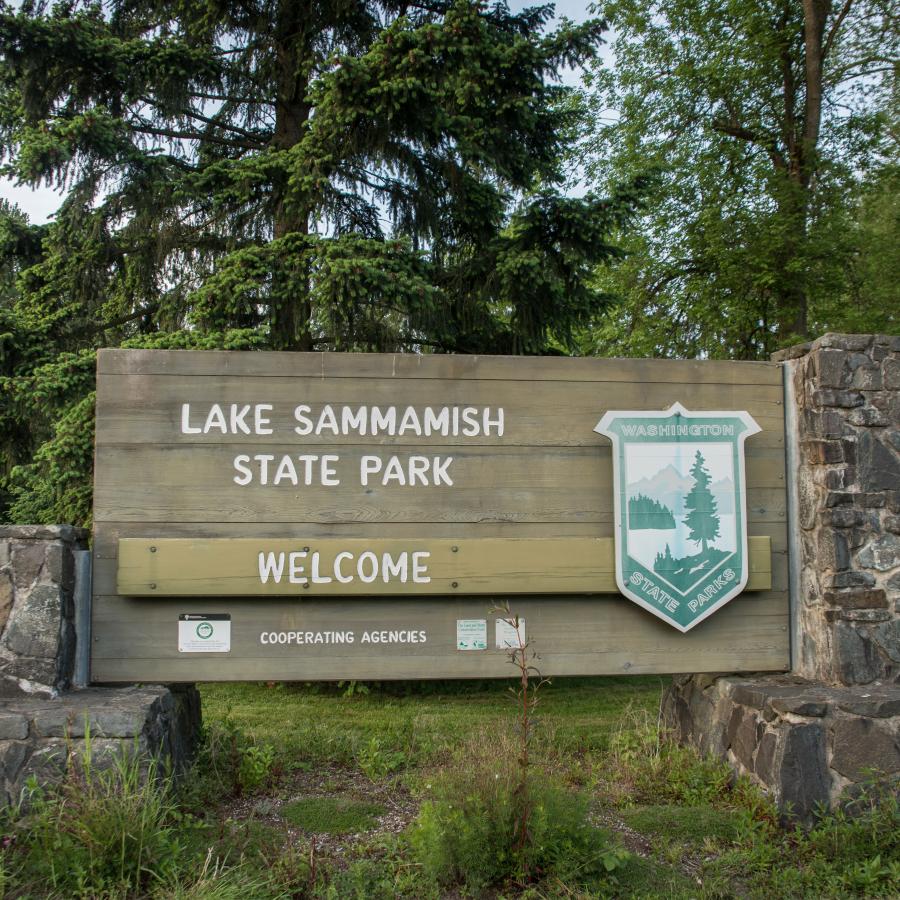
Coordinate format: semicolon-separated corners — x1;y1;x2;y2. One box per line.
91;350;790;682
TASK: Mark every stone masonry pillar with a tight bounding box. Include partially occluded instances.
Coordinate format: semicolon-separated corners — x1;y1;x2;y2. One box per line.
780;333;899;684
665;334;899;821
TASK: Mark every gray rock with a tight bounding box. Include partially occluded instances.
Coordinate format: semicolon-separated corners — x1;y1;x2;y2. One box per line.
2;584;63;660
768;697;828;717
812;389;864;409
755;731;777;782
857;431;900;493
32;706;86;738
830;571;875;588
90;706;148;739
11;543;45;590
19;740;69;784
831;718;900;780
857;534;900;571
0;526;88;542
833;622;883;685
0;713;28;740
778;724;830;823
872;620;900;664
0;572;13;633
823;588;887;609
884;358;900;391
0;740;30;784
819;531;851;572
832;609;892;623
726;706;760;770
848;407;888;427
850;365;883;391
825;507;866;528
771;342;812;362
815;334;873;352
828;685;900;717
815;350;849;388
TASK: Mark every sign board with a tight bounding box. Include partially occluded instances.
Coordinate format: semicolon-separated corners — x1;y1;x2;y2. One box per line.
596;403;761;632
91;350;789;682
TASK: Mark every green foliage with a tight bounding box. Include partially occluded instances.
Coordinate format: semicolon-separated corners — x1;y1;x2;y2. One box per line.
579;0;898;358
280;796;385;835
190;711;278;800
2;744;195;897
0;0;643;523
356;736;407;781
410;762;629;893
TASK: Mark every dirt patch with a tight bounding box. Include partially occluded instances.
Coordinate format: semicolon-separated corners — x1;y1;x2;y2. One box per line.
217;763;420;861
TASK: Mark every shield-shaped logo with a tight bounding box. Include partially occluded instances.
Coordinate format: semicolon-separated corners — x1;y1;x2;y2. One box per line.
595;403;761;632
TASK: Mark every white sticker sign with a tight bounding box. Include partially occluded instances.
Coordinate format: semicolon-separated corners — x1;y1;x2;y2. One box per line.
456;619;487;650
495;617;525;649
178;614;231;652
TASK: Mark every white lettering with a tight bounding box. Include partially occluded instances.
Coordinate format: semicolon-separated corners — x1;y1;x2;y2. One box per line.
258;552;285;584
181;403;202;434
233;455;253;486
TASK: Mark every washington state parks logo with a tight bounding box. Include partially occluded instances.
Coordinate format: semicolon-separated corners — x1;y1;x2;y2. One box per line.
595;403;761;632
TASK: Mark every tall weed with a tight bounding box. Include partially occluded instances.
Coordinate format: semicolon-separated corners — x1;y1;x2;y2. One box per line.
410;723;629;894
2;736;193;897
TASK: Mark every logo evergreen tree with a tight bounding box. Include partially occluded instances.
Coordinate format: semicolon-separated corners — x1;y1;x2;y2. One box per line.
683;450;720;555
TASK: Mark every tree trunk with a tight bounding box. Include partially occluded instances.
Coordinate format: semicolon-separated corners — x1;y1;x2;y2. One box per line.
270;0;313;351
772;0;831;343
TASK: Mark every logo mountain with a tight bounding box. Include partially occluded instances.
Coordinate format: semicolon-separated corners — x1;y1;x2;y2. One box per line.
595;403;761;632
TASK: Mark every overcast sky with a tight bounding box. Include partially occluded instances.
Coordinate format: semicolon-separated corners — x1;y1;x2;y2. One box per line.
0;1;600;224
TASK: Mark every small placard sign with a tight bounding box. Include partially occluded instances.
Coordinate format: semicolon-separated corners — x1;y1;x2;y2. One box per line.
178;614;231;653
496;617;525;649
456;619;488;650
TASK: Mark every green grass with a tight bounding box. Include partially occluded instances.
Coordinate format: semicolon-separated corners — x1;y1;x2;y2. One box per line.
619;803;746;844
280;796;385;834
611;854;701;899
2;677;896;898
199;676;664;772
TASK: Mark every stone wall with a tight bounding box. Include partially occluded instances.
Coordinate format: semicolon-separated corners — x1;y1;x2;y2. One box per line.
665;675;898;821
0;525;202;805
0;525;88;696
0;684;201;806
776;333;900;685
665;334;899;820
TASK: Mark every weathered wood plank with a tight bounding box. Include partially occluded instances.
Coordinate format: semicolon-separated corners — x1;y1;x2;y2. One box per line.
92;519;789;558
89;592;789;680
115;536;772;596
95;373;785;448
93;444;787;524
97;348;783;386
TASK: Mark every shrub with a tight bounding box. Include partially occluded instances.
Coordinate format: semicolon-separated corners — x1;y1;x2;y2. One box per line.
190;711;278;799
409;757;628;893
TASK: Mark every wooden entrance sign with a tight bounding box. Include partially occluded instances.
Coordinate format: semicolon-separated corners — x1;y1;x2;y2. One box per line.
91;350;789;682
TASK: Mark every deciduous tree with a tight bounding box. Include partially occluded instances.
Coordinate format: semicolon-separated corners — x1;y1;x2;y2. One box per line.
580;0;898;358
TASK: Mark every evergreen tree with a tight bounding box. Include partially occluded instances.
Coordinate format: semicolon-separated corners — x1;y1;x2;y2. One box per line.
653;543;675;575
0;0;644;525
682;450;720;554
629;493;675;529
